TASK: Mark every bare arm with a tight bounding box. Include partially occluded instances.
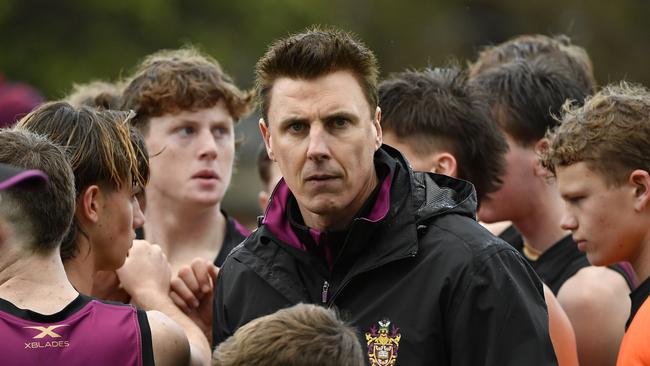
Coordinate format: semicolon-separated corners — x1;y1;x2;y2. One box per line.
557;266;630;366
544;284;579;366
147;310;191;366
117;240;212;366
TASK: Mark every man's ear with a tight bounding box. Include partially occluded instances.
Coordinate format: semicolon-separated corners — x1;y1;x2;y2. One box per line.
77;185;102;225
533;138;552;178
630;170;650;212
431;152;458;177
259;118;274;161
373;106;383;150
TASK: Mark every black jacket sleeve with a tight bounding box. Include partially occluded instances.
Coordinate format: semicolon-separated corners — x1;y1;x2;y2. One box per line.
446;247;558;366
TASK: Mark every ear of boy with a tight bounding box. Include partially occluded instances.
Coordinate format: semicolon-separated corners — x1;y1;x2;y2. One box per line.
77;185;104;224
630;169;650;212
431;152;457;177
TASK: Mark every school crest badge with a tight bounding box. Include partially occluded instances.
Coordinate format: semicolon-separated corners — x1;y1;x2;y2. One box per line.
365;319;401;366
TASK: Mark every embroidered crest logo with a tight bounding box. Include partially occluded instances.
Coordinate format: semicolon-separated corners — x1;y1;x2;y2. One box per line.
365;319;401;366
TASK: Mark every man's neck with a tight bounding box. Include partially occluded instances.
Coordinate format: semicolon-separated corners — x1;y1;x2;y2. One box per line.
0;248;78;314
64;236;96;295
144;199;226;273
513;189;570;254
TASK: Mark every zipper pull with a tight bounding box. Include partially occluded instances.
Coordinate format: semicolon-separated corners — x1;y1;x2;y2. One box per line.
321;280;330;304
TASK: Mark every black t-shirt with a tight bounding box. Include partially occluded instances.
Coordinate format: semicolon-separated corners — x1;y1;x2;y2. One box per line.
627;276;650;329
500;225;589;294
500;225;636;293
135;211;250;268
213;214;250;267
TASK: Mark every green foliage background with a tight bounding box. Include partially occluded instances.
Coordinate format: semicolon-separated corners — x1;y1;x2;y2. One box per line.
2;0;649;221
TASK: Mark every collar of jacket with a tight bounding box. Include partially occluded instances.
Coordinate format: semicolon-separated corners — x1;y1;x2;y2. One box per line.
254;145;478;276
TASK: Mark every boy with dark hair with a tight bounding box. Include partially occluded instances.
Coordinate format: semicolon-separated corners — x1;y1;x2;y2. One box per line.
542;81;650;365
213;304;364;366
214;26;557;365
471;55;633;366
379;66;508;204
379;66;578;366
0;129;190;365
17;102;211;365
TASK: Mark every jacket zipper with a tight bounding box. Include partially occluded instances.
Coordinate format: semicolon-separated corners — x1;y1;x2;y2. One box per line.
321;280;330;304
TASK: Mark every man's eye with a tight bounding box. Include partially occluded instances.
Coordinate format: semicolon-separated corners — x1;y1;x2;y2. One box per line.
213;127;229;137
332;118;349;127
177;127;195;136
289;123;305;132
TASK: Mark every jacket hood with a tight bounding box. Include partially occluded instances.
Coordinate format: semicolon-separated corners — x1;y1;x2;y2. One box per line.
382;144;477;224
261;144;477;249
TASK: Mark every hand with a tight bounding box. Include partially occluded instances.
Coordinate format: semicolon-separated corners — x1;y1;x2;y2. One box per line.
170;258;219;340
91;270;131;303
116;240;172;303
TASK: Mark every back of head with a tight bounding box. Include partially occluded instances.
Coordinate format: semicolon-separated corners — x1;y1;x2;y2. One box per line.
15;101;149;260
471;57;591;146
542;81;650;186
121;46;251;133
213;304;365;366
469;34;596;94
255;26;379;121
65;80;124;110
379;67;508;202
0;129;75;253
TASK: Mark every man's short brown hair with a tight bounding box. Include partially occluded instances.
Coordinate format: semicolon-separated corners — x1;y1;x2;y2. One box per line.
213;304;365;366
0;129;75;253
16;101;148;260
121;46;251;134
255;26;379;121
65;80;124;110
542;82;650;186
469;34;596;94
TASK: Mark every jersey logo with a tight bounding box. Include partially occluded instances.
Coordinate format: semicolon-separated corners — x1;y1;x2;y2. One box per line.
23;325;68;339
365;319;401;366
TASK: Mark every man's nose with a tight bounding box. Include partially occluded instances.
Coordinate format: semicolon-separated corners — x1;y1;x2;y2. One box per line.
306;125;331;161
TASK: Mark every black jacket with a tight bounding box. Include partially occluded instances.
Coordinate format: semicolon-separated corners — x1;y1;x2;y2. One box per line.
214;146;557;365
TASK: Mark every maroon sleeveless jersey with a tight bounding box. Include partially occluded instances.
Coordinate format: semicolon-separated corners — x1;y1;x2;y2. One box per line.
0;294;154;365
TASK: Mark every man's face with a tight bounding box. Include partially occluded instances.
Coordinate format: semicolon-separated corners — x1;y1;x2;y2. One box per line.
260;70;382;228
557;162;645;266
95;184;144;270
145;100;235;207
477;133;539;223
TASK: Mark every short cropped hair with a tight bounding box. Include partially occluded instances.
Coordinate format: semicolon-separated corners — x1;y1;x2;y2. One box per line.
0;129;75;252
469;34;596;94
213;304;365;366
256;26;379;121
542;82;650;186
65;80;124;110
16;101;149;260
379;67;508;203
471;57;591;146
121;47;251;134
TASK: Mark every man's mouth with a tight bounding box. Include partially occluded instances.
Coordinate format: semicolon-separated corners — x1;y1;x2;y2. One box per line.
192;170;220;180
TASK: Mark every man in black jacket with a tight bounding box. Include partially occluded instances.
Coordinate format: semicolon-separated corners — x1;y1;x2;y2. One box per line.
213;26;557;365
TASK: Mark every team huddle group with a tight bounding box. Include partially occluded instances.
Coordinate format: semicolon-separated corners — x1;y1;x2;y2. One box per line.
1;25;649;366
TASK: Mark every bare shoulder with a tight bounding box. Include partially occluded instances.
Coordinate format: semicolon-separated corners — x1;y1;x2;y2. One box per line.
558;266;630;306
147;310;191;366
